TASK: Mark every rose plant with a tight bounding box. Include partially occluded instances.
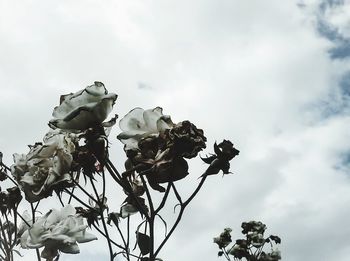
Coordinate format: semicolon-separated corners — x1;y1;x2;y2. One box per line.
214;221;282;261
0;81;241;261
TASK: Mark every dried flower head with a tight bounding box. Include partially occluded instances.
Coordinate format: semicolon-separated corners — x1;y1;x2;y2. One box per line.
118;107;207;192
11;130;77;202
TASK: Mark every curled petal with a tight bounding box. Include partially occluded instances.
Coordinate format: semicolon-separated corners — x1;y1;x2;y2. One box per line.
118;107;174;150
20;205;96;260
49;82;117;131
11;131;77;202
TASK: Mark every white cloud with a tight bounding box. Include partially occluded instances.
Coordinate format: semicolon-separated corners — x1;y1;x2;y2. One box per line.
1;0;350;260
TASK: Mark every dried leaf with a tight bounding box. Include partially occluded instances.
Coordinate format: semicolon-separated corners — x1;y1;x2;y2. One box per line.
137;232;151;255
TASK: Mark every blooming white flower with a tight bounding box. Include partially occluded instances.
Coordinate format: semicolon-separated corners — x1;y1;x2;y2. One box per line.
11;130;77;202
49;82;117;131
117;107;174;150
20;205;96;260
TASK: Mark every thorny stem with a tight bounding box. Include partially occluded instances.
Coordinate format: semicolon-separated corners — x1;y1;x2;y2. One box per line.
92;223;125;249
57;193;65;207
4;212;13;260
11;207;18;249
155;183;171;214
126;216;130;260
102;169;107;206
0;162;18;186
67;186;75;204
154;176;207;257
171;183;182;204
183;175;207;207
115;218;130;261
139;175;156;260
222;247;232;261
100;213;115;261
105;159;150;219
89;177;114;261
0;218;11;261
63;188;92;209
30;203;41;261
72;179;99;205
16;212;31;227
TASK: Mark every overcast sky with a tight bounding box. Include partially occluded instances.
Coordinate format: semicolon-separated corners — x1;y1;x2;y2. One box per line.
1;0;350;260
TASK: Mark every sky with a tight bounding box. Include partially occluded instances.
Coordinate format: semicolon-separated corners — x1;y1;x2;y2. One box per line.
0;0;350;260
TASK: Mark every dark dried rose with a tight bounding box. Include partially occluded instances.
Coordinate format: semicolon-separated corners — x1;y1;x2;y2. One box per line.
0;170;7;181
7;187;22;210
83;127;108;167
0;191;7;214
122;118;205;191
125;135;190;192
229;245;249;259
269;235;281;244
241;221;266;234
213;228;232;248
215;140;240;161
75;207;100;227
201;140;239;176
165;120;207;158
146;156;189;191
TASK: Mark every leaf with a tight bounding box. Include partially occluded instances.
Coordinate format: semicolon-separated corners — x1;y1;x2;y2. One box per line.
137;232;151;255
269;235;281;244
200;154;216;164
107;212;120;226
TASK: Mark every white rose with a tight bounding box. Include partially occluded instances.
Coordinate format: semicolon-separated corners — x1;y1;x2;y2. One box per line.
20;205;96;260
11;130;77;202
49;82;117;131
117;107;174;150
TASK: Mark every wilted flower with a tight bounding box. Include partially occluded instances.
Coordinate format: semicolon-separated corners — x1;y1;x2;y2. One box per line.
213;228;232;249
0;187;22;214
228;244;249;259
49;82;117;131
119;195;148;218
131;135;190;191
117;107;174;150
241;221;266;235
122;172;145;197
201;140;239;176
118;107;207;191
260;249;281;261
164;120;206;159
11;130;77;202
20;205;96;260
215;221;281;261
75;195;108;227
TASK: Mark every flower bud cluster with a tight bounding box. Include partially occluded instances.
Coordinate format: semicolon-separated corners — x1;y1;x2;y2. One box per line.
0;186;22;214
214;221;281;261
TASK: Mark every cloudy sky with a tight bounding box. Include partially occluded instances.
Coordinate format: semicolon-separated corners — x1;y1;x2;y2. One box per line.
1;0;350;260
